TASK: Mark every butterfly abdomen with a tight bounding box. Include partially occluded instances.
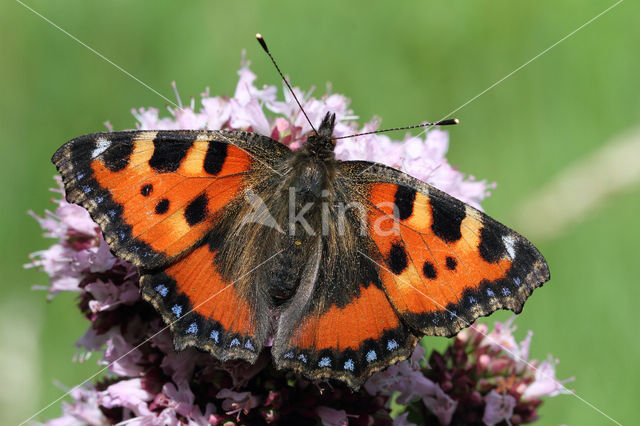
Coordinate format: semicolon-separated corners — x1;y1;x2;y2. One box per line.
267;242;310;304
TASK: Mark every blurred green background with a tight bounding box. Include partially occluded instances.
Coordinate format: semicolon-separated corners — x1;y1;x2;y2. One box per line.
2;0;638;424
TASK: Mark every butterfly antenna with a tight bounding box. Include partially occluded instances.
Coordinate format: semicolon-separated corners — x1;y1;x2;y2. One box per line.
256;34;317;134
334;118;459;140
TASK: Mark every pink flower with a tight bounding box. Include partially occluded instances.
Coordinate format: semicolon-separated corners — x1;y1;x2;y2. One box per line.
49;199;99;238
410;343;426;366
234;61;278;104
87;239;117;273
522;357;573;400
480;316;535;372
229;97;272;135
216;389;261;418
26;243;84;294
421;384;457;426
151;382;208;420
227;65;274;135
172;103;208;130
75;326;109;353
45;386;107;426
266;84;311;122
86;280;126;313
25;181;123;297
482;390;517;426
160;348;209;386
481;316;519;352
364;346;426;397
99;378;154;414
316;406;348;426
365;345;457;425
102;334;145;377
201;97;231;130
132;107;178;130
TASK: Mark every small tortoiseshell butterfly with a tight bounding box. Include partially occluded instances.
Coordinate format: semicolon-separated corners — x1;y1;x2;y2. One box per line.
52;35;549;389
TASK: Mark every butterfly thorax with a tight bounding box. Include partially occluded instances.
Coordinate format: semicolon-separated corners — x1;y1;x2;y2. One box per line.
286;112;338;200
288;151;335;202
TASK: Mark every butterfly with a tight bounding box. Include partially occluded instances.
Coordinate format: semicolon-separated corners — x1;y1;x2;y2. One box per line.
52;39;549;391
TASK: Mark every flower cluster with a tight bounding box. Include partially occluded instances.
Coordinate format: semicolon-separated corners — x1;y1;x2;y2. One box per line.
28;58;568;425
366;319;572;425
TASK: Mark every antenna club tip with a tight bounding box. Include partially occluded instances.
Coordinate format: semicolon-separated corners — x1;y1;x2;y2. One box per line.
436;118;459;126
256;33;268;52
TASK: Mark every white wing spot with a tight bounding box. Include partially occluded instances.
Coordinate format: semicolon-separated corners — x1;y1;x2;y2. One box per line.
366;350;377;363
92;137;111;159
502;235;517;259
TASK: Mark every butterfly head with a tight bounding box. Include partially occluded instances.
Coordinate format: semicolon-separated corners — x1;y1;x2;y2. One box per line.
304;112;336;160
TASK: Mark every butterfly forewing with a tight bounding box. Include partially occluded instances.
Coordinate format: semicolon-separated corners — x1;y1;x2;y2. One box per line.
341;161;550;337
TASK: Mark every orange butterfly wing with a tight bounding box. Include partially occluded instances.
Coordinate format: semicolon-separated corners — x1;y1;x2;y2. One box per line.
345;161;550;337
275;275;417;389
52;130;284;268
141;242;263;362
53;130;289;359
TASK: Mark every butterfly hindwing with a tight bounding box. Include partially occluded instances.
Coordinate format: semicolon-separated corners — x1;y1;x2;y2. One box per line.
272;239;418;389
342;161;550;337
275;280;418;389
140;239;267;362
